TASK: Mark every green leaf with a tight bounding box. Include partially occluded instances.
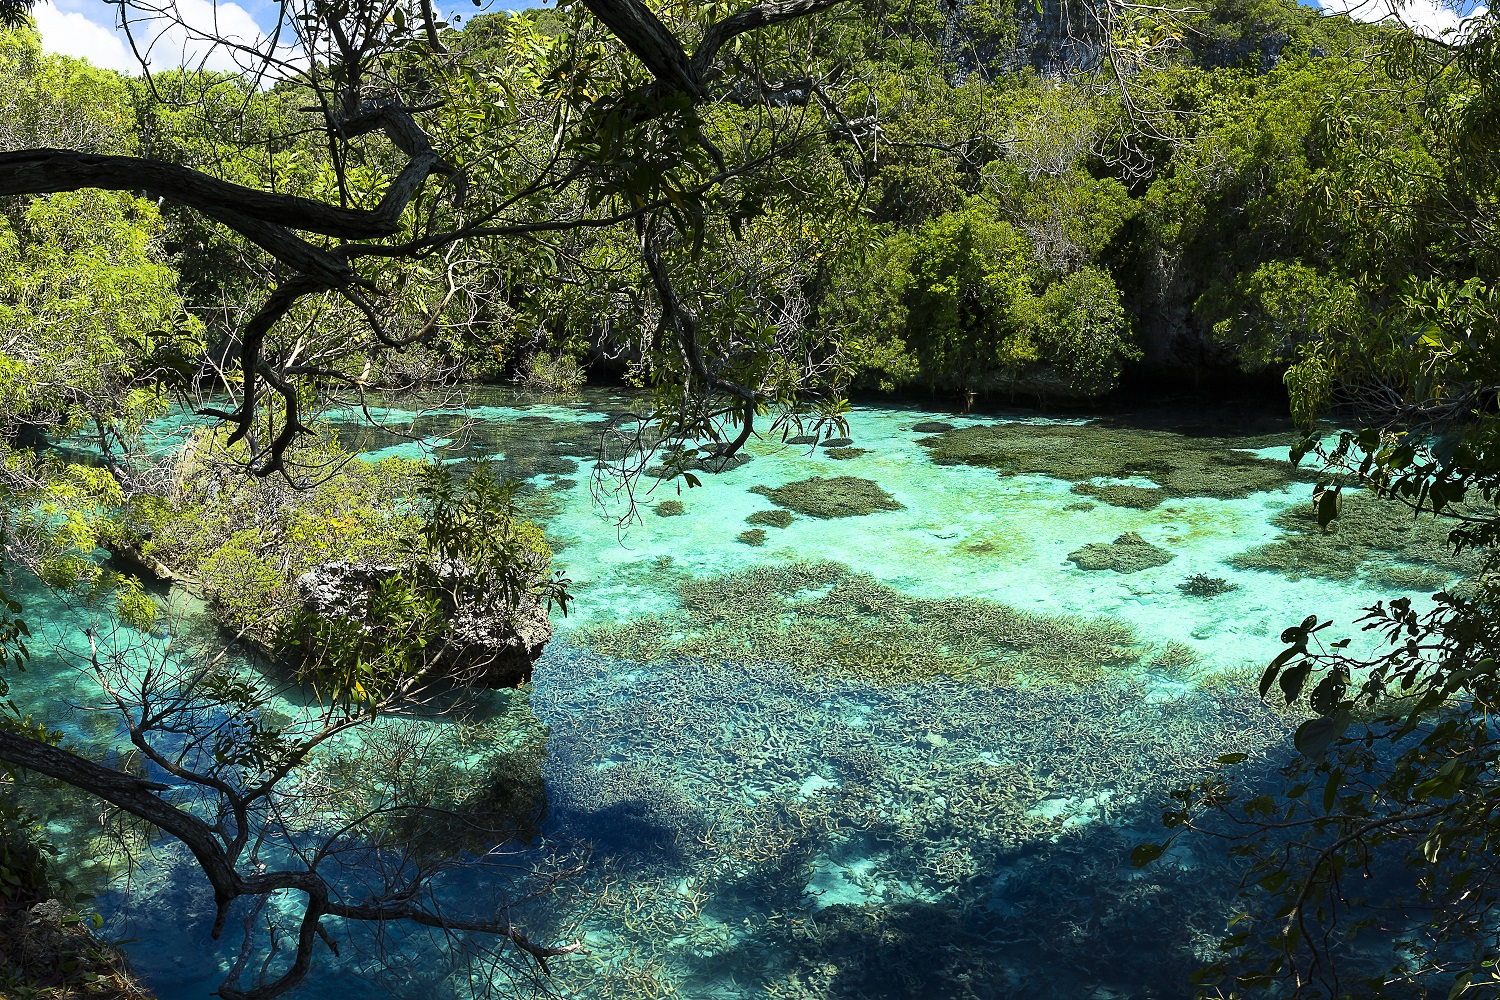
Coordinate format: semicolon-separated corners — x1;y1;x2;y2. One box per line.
1215;753;1248;765
1130;843;1165;867
1295;714;1348;758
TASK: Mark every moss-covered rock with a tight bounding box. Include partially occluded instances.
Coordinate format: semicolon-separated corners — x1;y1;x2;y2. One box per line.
747;509;794;528
919;423;1311;499
754;477;904;519
1067;533;1174;573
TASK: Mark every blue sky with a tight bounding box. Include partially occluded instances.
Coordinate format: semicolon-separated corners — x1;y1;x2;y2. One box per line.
29;0;1491;73
33;0;550;73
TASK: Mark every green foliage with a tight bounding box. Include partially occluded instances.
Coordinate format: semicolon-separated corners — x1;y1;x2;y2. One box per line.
751;476;904;518
0;189;200;430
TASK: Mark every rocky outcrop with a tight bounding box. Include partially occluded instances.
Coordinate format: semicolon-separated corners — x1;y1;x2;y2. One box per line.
295;561;552;689
0;898;152;998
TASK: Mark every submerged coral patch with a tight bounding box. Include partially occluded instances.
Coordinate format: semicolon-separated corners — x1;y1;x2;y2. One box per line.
819;437;855;448
911;421;955;433
1071;482;1168;510
757;476;904;519
746;508;794;528
1229;490;1483;583
919;422;1310;499
654;500;685;517
737;528;768;546
573;560;1141;687
825;447;870;461
1067;532;1174;573
1177;573;1238;598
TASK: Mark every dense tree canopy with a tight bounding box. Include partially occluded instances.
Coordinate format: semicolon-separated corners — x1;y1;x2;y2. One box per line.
5;0;1500;997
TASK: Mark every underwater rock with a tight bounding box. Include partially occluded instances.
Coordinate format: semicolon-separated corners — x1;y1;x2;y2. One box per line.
818;437;855;448
296;561;551;688
911;421;955;433
759;476;904;519
786;434;819;445
1066;533;1174;574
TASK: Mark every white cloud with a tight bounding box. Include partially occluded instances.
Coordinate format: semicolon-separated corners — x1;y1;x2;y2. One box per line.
34;4;135;71
1321;0;1491;39
35;0;274;75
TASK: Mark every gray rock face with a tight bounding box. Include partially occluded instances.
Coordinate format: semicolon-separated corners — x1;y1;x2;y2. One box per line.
294;561;552;689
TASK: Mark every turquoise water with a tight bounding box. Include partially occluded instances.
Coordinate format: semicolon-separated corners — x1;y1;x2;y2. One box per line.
15;388;1450;999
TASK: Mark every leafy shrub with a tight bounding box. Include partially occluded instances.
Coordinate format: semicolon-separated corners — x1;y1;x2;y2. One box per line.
520;352;585;393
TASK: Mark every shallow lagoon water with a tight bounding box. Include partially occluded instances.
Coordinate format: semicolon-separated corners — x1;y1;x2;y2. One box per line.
16;388;1455;999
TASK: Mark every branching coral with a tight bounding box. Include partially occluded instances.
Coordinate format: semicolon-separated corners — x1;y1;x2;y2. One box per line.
738;528;769;546
654;500;685;517
1067;533;1174;573
1177;573;1238;598
573;560;1141;687
1071;482;1168;510
751;478;903;519
747;509;795;528
824;447;869;461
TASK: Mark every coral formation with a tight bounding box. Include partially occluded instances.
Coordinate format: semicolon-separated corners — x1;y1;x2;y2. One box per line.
1148;641;1203;678
911;421;955;433
654;500;685;517
574;560;1141;687
1229;490;1484;582
819;438;855;448
1067;533;1174;573
753;477;904;519
1365;562;1450;593
1071;482;1168;510
535;642;1297;1000
919;422;1313;499
747;509;795;528
738;529;769;546
1177;573;1239;598
825;447;870;461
